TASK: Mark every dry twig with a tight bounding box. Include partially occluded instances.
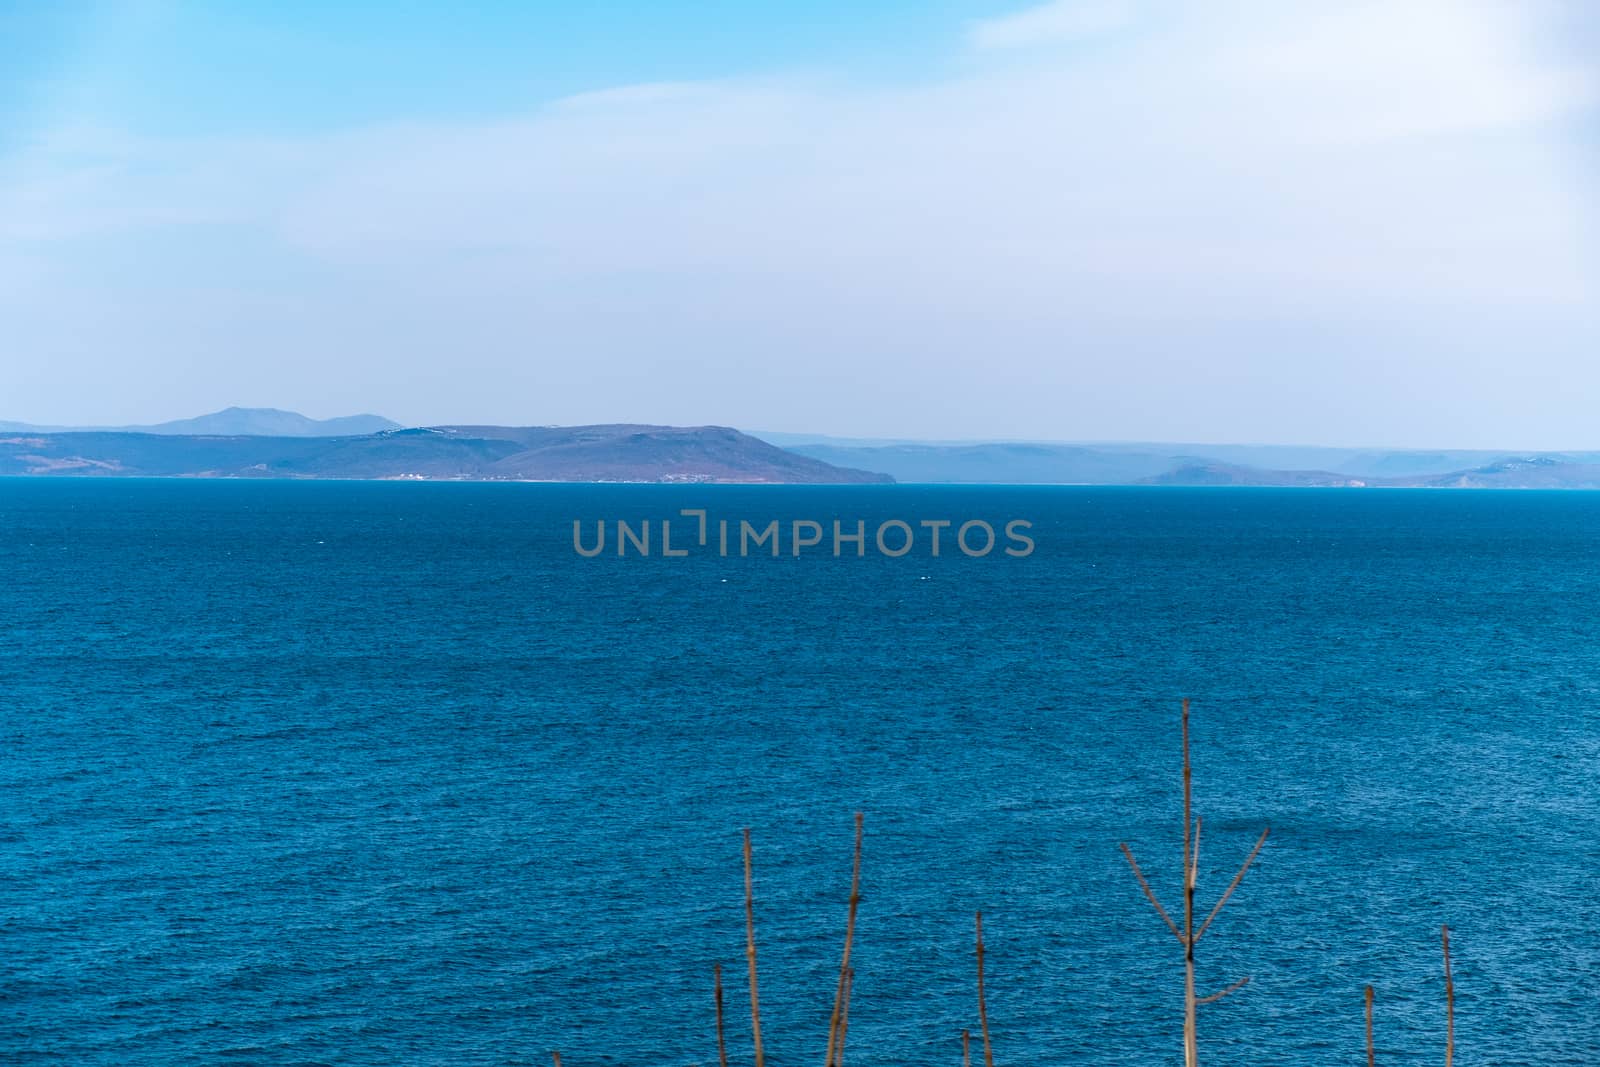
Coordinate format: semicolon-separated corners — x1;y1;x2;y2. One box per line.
976;912;996;1067
835;967;854;1065
744;829;765;1067
1120;699;1268;1067
1442;926;1454;1067
1364;985;1375;1067
714;963;728;1067
826;814;865;1067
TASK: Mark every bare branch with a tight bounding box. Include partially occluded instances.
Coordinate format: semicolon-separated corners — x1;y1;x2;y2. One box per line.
1182;698;1193;905
826;814;865;1067
976;912;995;1067
1365;985;1375;1067
1442;925;1454;1067
1194;826;1270;943
1120;842;1184;943
836;967;854;1066
744;829;765;1067
1180;701;1197;1067
962;1029;972;1067
1195;976;1250;1005
1190;816;1202;892
714;964;728;1067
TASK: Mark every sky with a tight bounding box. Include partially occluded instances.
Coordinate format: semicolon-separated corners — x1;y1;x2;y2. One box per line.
1;0;1597;447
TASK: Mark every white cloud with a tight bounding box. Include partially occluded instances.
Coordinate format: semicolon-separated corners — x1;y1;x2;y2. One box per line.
970;0;1136;50
1216;0;1597;142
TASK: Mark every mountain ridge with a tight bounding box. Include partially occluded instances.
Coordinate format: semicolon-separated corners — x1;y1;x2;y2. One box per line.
0;423;892;484
0;407;400;437
9;412;1600;487
771;438;1600;486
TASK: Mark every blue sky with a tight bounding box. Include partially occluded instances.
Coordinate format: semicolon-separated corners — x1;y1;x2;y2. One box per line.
2;1;1597;446
4;2;1010;138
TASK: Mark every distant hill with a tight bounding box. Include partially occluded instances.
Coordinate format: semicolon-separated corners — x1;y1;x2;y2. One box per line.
0;424;893;484
1138;463;1368;487
11;417;1600;486
0;407;400;437
765;436;1524;484
785;442;1179;484
1412;456;1600;490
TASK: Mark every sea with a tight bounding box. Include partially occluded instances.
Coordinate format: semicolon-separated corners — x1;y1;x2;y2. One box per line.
2;480;1597;1065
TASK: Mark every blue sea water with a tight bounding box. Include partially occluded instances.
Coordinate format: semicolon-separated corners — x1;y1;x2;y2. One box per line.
2;480;1598;1066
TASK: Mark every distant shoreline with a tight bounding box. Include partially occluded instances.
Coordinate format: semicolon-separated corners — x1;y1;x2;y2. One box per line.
6;473;1600;491
9;414;1600;488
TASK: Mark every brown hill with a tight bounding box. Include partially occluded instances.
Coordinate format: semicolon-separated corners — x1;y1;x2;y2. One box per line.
0;424;893;484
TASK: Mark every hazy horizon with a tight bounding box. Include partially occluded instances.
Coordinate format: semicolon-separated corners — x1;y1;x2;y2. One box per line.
4;2;1597;447
9;403;1600;456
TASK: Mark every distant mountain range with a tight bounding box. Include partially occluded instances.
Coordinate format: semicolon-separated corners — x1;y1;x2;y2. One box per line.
0;407;400;437
7;410;1600;487
758;434;1600;489
0;423;891;484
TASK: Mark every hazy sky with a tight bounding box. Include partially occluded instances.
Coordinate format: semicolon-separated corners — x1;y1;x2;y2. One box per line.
2;0;1597;446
